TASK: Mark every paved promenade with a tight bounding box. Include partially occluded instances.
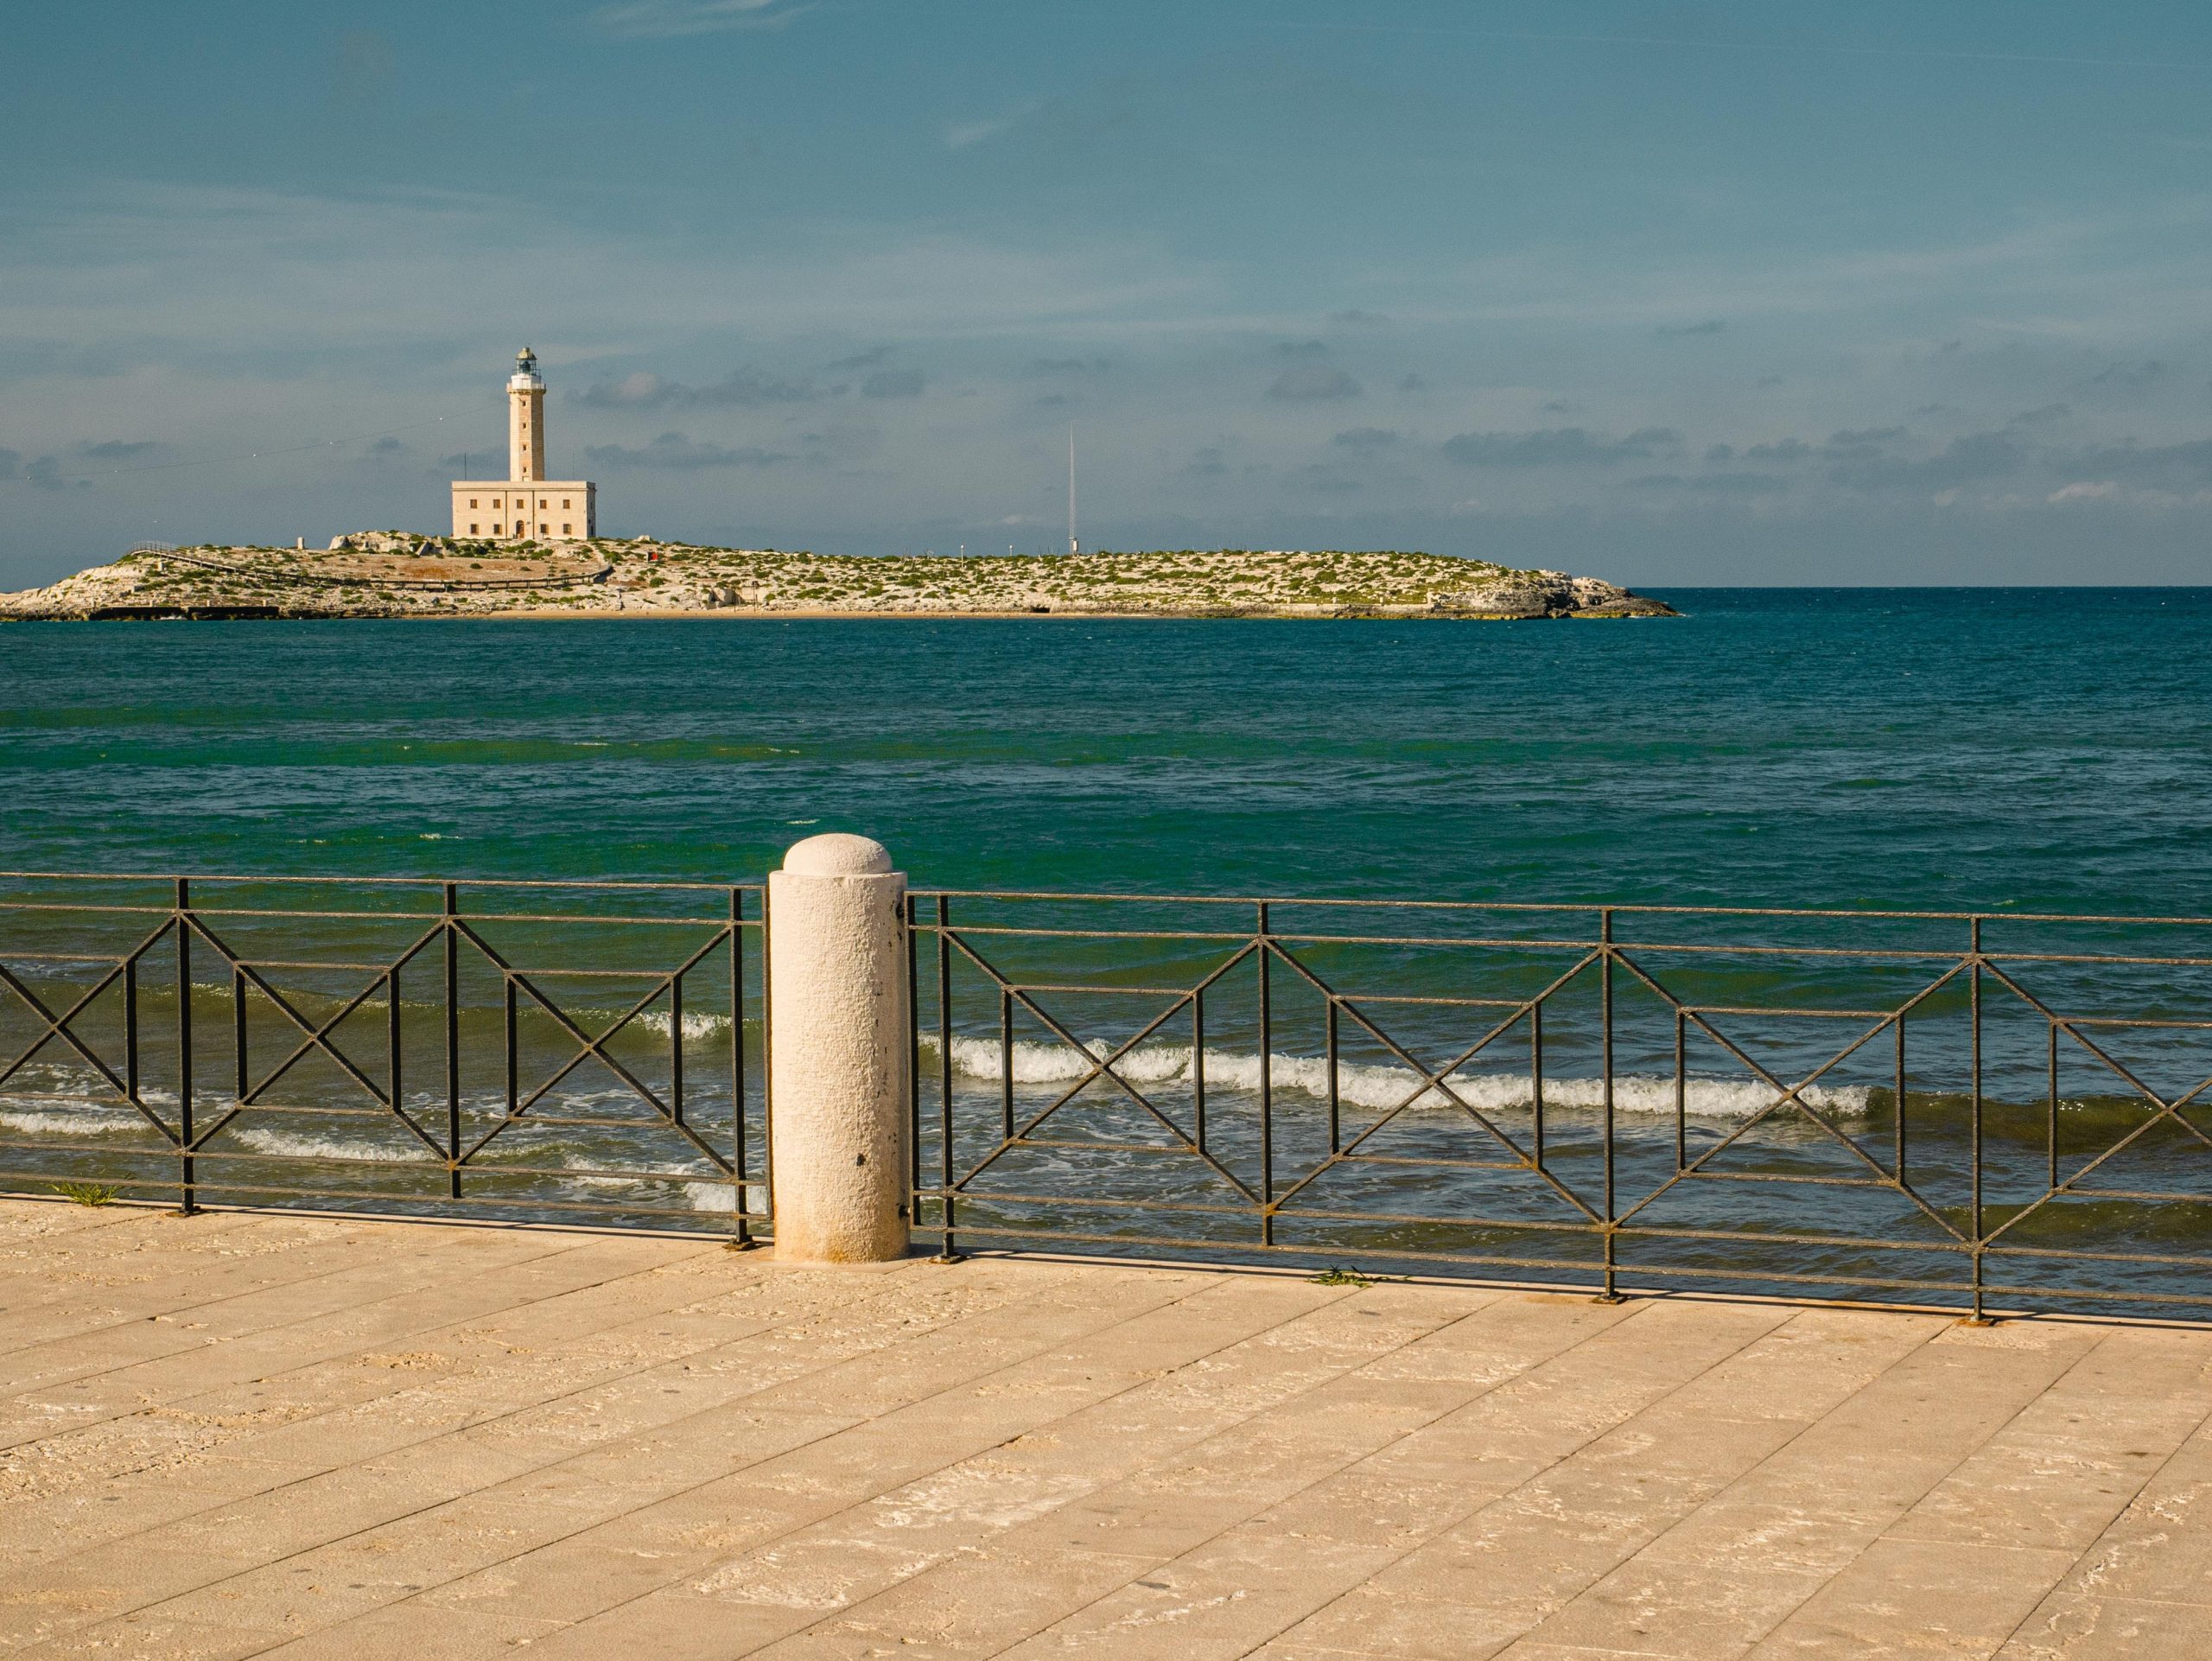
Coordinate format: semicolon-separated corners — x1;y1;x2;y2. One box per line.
3;1200;2210;1658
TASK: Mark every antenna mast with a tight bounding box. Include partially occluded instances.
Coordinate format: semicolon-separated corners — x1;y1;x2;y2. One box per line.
1067;423;1077;557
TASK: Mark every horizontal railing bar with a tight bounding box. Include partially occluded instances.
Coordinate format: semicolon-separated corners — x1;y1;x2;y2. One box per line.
2053;1187;2212;1205
1302;993;1531;1009
0;870;762;894
149;1145;734;1184
918;1187;2001;1257
914;888;2212;929
15;870;2212;931
1982;1240;2212;1267
1003;1136;1224;1160
1678;1005;1898;1020
0;1170;765;1220
2057;1016;2212;1031
909;1220;1999;1296
0;903;746;929
988;983;1211;998
1679;1170;1910;1190
1325;1154;1542;1172
914;923;2212;969
913;1219;1605;1273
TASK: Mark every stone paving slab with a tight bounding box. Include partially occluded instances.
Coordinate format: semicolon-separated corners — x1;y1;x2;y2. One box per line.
1;1200;2209;1658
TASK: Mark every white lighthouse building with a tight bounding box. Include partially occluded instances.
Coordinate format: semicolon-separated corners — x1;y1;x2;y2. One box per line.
449;348;597;542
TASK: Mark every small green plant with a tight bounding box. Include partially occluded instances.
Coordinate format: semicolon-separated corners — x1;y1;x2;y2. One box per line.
1309;1265;1372;1288
51;1180;120;1207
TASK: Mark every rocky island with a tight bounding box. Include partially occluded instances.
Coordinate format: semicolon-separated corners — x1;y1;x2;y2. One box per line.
0;535;1676;621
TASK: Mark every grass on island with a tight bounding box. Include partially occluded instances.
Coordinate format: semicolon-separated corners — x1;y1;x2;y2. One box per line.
10;538;1671;621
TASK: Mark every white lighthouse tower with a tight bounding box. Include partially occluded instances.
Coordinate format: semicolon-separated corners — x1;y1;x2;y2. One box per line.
450;348;597;543
509;347;545;482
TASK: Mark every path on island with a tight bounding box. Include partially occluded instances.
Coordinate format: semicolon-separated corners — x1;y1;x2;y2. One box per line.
1;1198;2206;1658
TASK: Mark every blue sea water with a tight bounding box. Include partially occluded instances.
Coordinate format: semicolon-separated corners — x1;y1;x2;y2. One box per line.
6;589;2212;1310
3;588;2211;909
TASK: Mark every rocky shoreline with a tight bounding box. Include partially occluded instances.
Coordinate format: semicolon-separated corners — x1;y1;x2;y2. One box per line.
0;535;1677;621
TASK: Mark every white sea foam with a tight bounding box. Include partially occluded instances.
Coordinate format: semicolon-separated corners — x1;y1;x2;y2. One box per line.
682;1182;765;1213
0;1102;151;1138
229;1126;422;1162
631;1009;734;1043
918;1036;1869;1121
542;1154;757;1214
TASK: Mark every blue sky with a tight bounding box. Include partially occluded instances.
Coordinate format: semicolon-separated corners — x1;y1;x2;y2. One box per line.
3;0;2211;584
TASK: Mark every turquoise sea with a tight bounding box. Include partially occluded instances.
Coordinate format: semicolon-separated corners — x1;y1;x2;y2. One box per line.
4;588;2211;907
5;589;2212;1313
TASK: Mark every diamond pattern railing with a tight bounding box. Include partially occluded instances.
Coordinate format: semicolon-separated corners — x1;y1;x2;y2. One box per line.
11;870;2212;1320
908;893;2212;1321
0;873;768;1237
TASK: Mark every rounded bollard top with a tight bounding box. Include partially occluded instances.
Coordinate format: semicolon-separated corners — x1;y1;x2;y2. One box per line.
782;832;894;877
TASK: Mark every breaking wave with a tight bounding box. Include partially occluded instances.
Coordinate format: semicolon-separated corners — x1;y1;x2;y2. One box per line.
918;1035;1870;1121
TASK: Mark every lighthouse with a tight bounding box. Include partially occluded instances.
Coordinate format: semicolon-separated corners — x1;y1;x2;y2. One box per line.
449;348;598;543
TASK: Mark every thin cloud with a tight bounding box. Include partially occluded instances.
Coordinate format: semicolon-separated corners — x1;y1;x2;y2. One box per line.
861;367;925;398
73;439;168;461
1829;430;2024;492
1441;427;1679;466
2064;437;2212;480
944;102;1041;150
1267;364;1361;400
583;433;791;468
589;0;808;39
2082;360;2168;393
576;367;820;409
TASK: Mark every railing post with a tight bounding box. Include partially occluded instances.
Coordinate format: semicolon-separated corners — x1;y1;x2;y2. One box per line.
732;886;755;1248
175;877;196;1215
445;881;461;1200
1599;907;1618;1301
766;834;912;1263
936;893;957;1260
1258;901;1274;1247
1969;914;1987;1322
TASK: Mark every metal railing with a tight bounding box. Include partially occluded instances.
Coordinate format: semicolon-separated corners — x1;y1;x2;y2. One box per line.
907;891;2212;1321
10;869;2212;1322
0;872;768;1238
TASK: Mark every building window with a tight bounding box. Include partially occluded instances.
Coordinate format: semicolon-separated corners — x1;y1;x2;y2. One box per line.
563;524;572;535
468;498;478;508
538;523;548;534
469;524;479;534
562;498;571;508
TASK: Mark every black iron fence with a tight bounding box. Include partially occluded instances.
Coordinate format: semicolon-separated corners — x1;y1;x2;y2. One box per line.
908;891;2212;1321
0;872;768;1238
8;869;2212;1321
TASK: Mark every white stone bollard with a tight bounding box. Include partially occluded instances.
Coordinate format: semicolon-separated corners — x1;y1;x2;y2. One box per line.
766;834;912;1263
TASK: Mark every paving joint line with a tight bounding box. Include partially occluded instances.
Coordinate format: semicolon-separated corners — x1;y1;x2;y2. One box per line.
1987;1335;2212;1656
89;1267;1246;1649
1051;1296;1802;1661
9;1246;962;1559
0;1231;715;1450
1682;1323;2120;1659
